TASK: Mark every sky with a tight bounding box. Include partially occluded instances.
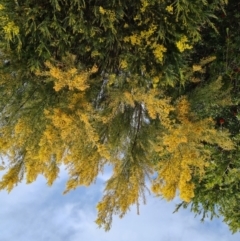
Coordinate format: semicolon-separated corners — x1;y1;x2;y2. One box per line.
1;166;240;241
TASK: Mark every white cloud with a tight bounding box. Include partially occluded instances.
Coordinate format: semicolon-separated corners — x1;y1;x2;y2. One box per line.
0;168;240;241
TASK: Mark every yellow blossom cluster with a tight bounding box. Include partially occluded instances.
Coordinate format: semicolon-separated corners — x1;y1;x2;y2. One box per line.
152;44;167;63
192;64;202;72
140;0;150;12
200;56;216;65
99;6;116;22
140;24;157;41
154;149;198;203
14;119;27;135
166;5;173;14
124;24;157;46
176;96;190;123
134;88;174;127
123;23;167;66
96;159;147;230
151;96;234;202
91;50;101;57
99;6;106;14
152;75;161;88
3;21;19;41
123;34;141;45
176;36;193;52
43;61;98;92
192;56;216;73
120;59;128;69
14;119;33;146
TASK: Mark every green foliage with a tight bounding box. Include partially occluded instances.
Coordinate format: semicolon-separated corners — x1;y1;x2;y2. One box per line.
174;0;240;233
0;0;226;82
0;0;240;233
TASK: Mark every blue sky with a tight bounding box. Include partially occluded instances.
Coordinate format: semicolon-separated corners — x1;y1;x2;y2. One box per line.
1;167;240;241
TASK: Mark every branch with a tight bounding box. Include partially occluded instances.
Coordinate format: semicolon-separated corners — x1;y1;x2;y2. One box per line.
131;103;142;153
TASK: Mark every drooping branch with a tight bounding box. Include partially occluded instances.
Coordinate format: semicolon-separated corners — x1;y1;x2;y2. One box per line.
131;103;142;153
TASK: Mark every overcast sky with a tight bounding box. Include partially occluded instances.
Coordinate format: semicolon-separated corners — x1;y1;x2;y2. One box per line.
1;166;240;241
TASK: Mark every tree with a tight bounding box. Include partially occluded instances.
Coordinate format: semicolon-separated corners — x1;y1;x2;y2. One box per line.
175;1;240;233
0;0;238;231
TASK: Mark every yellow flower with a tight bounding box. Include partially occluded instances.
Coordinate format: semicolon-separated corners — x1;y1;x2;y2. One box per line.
166;5;173;14
129;34;141;45
91;50;100;57
99;6;105;14
91;64;98;73
120;59;128;69
153;76;159;84
192;65;202;72
176;36;192;52
3;21;19;41
140;0;149;12
153;44;167;63
123;36;130;43
109;11;116;22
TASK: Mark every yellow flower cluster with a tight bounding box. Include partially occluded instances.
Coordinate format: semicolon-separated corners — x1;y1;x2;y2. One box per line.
176;96;190;123
99;6;105;14
179;164;195;202
152;76;160;88
124;34;141;45
163;128;188;153
91;50;101;57
51;109;72;128
152;44;167;63
135;89;174;127
123;91;135;107
85;46;91;52
14;119;33;146
123;24;167;67
96;160;146;230
166;5;173;14
99;6;116;22
120;59;128;69
14;119;26;135
192;56;216;74
43;61;98;92
3;21;19;41
140;0;149;12
176;36;192;52
124;24;157;46
153;133;206;202
151;94;235;203
200;56;216;65
43;109;74;142
140;24;157;39
91;64;98;73
192;64;202;72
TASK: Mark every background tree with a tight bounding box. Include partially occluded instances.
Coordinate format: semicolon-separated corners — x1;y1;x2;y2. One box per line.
175;0;240;233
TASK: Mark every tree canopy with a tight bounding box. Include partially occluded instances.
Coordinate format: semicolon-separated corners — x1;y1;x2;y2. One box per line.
0;0;240;232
